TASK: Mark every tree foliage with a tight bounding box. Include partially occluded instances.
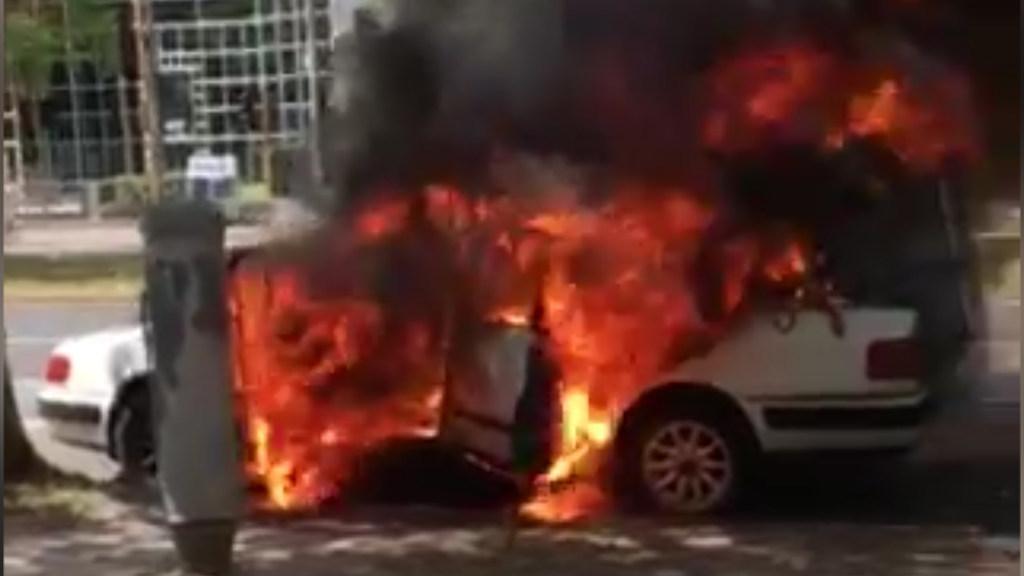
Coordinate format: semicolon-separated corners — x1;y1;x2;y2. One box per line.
4;11;61;97
4;0;121;97
63;0;121;75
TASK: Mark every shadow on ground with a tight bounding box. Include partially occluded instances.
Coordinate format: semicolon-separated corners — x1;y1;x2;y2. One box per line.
5;420;1019;575
5;501;1018;576
741;452;1019;534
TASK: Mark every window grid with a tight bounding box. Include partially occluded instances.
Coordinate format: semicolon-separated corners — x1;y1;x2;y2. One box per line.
16;0;331;184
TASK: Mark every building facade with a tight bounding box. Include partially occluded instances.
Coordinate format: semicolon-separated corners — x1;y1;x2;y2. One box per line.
11;0;333;191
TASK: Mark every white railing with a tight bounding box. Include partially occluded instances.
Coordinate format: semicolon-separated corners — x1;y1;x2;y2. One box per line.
4;104;25;230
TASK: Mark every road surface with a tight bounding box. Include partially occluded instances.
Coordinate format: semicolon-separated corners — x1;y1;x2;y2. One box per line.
5;300;137;481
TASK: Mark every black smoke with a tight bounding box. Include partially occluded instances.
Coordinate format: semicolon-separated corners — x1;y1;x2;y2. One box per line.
314;0;981;391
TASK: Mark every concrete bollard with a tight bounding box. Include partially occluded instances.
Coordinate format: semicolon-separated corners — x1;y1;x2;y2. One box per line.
84;182;102;222
141;201;244;576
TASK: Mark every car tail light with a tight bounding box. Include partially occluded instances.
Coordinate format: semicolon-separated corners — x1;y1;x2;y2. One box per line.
44;354;71;386
866;337;921;381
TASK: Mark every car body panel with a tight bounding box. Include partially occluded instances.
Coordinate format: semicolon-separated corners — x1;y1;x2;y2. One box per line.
652;307;918;400
35;325;148;454
35;305;925;470
440;324;534;465
628;306;924;453
35;378;108;449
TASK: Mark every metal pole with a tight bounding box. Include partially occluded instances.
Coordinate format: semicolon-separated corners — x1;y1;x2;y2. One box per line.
141;201;243;576
1;1;6;400
6;100;26;226
261;88;273;188
133;0;165;201
255;2;272;185
117;75;135;175
98;83;110;181
60;0;85;183
304;0;323;189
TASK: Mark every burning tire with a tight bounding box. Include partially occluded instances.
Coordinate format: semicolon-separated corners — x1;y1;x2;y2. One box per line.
618;401;754;515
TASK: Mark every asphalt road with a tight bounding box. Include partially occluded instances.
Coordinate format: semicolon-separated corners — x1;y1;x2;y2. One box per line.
5;300;137;481
3;298;1019;537
6;300;137;412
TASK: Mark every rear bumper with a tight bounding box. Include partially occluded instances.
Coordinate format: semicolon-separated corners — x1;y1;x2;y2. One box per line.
36;390;107;449
38;398;102;425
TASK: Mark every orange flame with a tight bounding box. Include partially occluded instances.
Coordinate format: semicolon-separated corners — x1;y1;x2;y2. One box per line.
840;76;979;171
229;155;941;520
231;185;735;514
354;196;411;242
230;259;443;510
704;42;978;169
224;26;977;522
704;44;835;151
762;239;809;284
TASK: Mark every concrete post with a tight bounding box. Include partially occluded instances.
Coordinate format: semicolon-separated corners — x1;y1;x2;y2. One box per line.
84;182;102;222
141;201;243;576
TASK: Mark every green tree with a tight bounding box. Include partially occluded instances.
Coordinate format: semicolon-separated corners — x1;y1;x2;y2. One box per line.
4;10;61;170
63;0;121;74
4;12;60;96
5;0;121;174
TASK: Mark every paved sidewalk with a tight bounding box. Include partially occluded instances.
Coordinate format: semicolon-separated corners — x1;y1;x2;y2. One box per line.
5;394;1018;576
4;504;1019;576
5;220;270;256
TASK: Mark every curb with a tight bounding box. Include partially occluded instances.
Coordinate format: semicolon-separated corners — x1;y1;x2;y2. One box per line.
3;295;138;304
4;284;139;304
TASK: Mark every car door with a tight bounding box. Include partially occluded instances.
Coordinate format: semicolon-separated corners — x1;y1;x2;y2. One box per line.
438;323;533;467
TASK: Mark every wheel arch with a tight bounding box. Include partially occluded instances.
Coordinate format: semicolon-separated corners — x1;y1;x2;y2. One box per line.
614;381;761;458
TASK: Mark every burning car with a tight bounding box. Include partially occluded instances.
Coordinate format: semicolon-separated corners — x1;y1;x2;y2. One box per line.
38;0;979;520
37;233;926;516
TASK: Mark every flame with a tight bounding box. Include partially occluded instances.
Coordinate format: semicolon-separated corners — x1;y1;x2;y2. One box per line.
354;196;411;242
228;36;976;516
231;185;754;513
491;306;530;327
762;239;809;284
840;76;979;171
703;42;978;169
704;44;835;151
251;179;821;513
518;388;612;524
544;388;612;485
230;259;444;510
520;482;609;524
848;79;903;137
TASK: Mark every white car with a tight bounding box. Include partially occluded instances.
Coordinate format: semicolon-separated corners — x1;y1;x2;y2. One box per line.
35;289;925;513
36;325;152;471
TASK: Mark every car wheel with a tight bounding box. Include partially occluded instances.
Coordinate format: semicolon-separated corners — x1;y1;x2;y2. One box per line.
619;405;751;514
111;385;156;477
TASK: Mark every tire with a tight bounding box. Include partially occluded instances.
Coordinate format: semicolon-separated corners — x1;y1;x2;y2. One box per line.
617;403;754;515
110;384;156;477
